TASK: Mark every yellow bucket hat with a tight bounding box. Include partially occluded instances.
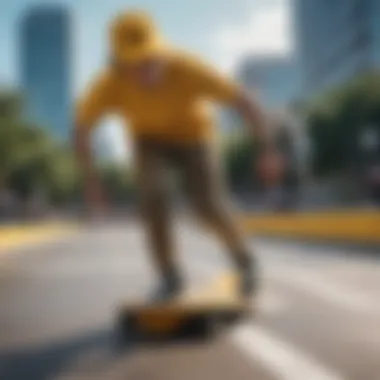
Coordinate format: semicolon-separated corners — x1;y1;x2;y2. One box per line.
110;10;165;63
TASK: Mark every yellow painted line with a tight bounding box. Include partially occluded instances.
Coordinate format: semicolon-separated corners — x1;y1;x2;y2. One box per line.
0;222;80;251
241;210;380;244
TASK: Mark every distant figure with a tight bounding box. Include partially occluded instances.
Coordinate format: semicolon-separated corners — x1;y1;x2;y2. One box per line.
359;126;380;206
0;188;16;221
269;110;304;212
74;10;283;299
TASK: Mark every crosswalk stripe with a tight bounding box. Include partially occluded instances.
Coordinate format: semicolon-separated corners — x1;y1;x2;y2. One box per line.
231;324;344;380
274;270;380;315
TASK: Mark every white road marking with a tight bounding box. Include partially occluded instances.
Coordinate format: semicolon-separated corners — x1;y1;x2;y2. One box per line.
231;324;344;380
258;293;288;314
275;271;380;315
259;244;380;276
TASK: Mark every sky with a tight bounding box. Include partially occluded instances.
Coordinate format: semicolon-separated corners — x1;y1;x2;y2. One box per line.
0;0;293;160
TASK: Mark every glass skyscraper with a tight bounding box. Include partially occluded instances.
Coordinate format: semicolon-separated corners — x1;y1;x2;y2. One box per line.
19;5;71;140
294;0;380;99
236;55;299;110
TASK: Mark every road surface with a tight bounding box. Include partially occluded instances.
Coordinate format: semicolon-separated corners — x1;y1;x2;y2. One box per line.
0;220;379;380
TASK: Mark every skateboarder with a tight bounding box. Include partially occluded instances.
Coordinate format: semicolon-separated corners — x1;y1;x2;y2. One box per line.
74;10;282;299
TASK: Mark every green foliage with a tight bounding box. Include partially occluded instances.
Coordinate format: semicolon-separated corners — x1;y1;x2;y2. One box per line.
222;133;258;190
0;89;139;207
0;90;81;203
306;72;380;177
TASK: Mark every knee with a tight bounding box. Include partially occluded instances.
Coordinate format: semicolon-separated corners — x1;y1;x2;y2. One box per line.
193;196;227;226
139;188;167;218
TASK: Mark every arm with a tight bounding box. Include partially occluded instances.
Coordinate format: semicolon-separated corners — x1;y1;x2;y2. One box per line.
191;57;283;185
188;57;274;148
232;89;275;150
74;126;97;185
74;73;113;213
73;124;106;215
233;91;285;186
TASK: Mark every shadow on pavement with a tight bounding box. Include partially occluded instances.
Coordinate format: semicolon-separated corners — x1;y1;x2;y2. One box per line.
0;327;135;380
0;325;220;380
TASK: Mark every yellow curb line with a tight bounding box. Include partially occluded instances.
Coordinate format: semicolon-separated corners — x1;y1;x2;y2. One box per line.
241;210;380;244
0;222;81;251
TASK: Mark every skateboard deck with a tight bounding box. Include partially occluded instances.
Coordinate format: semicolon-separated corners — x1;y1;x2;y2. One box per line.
117;273;252;339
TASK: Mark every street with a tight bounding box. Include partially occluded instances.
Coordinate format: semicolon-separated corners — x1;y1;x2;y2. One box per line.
0;220;379;380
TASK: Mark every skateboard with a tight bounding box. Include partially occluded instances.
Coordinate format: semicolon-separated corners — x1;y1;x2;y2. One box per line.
117;273;253;340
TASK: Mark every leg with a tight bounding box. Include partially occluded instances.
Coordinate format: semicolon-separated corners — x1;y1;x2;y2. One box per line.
134;141;182;297
182;144;258;295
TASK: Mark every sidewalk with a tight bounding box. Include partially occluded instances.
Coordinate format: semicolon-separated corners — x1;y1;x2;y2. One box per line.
0;221;79;252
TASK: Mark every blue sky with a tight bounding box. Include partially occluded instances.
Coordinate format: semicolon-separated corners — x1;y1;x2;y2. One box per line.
0;0;292;90
0;0;292;159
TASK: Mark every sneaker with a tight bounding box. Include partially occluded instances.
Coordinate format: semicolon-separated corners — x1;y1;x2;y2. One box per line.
150;273;184;303
237;257;259;297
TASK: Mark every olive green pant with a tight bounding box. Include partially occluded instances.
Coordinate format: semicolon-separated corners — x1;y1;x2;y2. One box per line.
134;138;251;279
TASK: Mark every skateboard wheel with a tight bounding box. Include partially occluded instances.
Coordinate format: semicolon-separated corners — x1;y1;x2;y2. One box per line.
222;313;238;325
117;313;139;340
184;314;221;339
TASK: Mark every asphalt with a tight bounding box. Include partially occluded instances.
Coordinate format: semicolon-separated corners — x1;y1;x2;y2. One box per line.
0;219;379;380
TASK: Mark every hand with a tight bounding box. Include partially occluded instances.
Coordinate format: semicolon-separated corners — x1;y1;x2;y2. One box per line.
84;177;108;219
255;147;285;188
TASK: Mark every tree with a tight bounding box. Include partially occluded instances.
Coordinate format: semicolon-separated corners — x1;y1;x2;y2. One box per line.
222;132;258;191
0;90;80;206
306;72;380;177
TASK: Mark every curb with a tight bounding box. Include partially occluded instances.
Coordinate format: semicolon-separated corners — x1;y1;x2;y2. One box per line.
0;222;80;252
241;210;380;245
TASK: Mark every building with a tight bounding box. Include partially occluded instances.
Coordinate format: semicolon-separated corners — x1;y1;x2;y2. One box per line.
236;55;299;111
19;5;72;140
294;0;380;99
221;55;300;135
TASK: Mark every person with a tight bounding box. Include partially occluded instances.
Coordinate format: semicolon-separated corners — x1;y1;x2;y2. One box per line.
74;10;281;300
272;111;301;212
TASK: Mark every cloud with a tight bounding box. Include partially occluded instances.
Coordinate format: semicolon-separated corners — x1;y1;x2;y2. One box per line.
213;0;293;72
